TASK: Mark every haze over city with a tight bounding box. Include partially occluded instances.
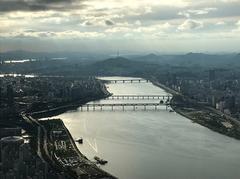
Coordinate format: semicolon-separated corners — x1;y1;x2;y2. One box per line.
2;1;240;179
0;0;240;53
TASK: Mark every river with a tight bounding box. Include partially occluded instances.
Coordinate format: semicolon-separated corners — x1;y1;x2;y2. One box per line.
54;77;240;179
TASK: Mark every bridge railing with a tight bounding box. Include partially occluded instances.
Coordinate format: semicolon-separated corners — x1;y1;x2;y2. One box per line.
103;79;149;83
104;95;171;100
79;102;170;111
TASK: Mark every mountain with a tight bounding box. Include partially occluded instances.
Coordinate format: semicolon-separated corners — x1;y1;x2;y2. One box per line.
0;50;109;62
87;56;159;76
132;53;165;63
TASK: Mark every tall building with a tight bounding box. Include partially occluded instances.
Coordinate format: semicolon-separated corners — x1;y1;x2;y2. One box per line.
7;84;14;105
209;70;216;81
0;136;24;171
0;79;2;105
0;128;22;138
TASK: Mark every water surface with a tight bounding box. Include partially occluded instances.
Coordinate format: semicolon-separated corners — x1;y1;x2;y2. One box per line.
56;77;240;179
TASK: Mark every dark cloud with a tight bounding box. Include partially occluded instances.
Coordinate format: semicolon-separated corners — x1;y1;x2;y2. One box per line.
0;0;85;12
105;20;115;26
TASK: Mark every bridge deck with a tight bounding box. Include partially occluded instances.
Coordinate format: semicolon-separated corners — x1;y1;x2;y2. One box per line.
80;102;170;111
83;103;169;107
104;95;171;100
102;79;149;83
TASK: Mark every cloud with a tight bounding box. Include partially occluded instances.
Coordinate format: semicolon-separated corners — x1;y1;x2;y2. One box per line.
0;0;86;12
178;7;217;18
82;20;94;26
216;21;226;25
236;20;240;26
0;30;105;39
135;20;142;26
178;19;203;31
105;19;115;26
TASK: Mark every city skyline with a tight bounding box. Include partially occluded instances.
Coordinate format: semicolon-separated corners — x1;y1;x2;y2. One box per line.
0;0;240;53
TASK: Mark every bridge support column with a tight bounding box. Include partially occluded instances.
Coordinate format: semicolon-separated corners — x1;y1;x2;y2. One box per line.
112;105;113;111
93;106;95;111
155;105;157;110
87;105;89;111
81;106;83;111
133;105;135;111
101;106;102;111
144;105;146;111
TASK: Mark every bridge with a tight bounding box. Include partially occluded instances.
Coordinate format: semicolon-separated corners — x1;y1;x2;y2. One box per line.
102;79;149;83
105;95;171;100
80;102;170;111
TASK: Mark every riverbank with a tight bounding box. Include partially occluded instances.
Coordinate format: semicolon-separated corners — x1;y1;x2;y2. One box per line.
150;78;240;140
30;80;111;119
39;118;116;179
21;79;116;178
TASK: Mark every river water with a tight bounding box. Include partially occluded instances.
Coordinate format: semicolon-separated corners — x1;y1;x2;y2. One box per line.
55;77;240;179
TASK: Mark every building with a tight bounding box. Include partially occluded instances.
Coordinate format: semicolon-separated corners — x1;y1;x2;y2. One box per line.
0;128;22;138
209;70;216;81
0;136;24;171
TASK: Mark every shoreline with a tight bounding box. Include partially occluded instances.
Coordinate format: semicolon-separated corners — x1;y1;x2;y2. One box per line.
21;80;116;179
39;118;116;179
150;78;240;140
30;80;111;119
25;76;240;179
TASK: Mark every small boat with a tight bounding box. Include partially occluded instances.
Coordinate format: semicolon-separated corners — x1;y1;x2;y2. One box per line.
76;138;83;144
169;109;174;112
94;156;108;165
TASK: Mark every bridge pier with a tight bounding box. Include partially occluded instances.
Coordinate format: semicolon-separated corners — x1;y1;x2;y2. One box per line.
81;102;170;112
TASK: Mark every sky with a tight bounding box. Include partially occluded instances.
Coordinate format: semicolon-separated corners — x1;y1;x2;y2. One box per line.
0;0;240;54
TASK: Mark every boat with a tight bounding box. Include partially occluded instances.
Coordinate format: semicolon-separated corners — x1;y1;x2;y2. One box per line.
75;138;83;144
94;156;108;165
